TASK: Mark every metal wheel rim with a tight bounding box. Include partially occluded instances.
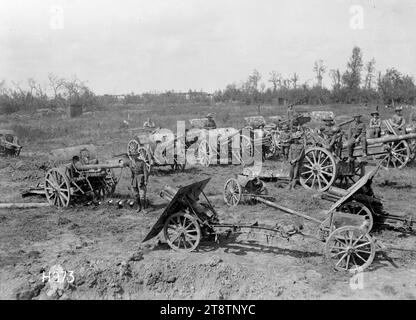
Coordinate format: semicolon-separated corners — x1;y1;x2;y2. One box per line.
44;167;71;207
223;178;242;207
300;147;337;192
325;226;375;273
163;212;201;252
198;140;210;167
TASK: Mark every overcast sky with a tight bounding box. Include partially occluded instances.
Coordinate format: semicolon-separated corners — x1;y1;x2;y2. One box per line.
1;0;415;94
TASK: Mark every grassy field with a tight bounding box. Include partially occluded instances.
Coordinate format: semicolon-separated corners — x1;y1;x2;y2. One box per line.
0;102;416;300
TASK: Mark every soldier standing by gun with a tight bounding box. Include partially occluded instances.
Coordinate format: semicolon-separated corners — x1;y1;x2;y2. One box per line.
347;114;367;171
280;124;291;160
127;154;149;213
287;132;305;190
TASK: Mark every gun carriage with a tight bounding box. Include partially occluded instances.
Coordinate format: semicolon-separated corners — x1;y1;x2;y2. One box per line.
127;128;187;172
44;145;125;207
144;170;413;273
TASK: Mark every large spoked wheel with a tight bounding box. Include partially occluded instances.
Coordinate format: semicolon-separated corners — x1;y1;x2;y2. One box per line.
127;139;140;158
163;212;201;252
325;226;376;273
338;201;374;232
377;140;410;170
407;139;416;162
240;135;254;166
223;178;243;207
198;140;210;167
268;132;282;159
137;146;152;172
44;167;71;207
300;147;337;192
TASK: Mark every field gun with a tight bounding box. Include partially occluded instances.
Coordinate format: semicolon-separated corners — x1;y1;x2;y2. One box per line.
44;146;129;207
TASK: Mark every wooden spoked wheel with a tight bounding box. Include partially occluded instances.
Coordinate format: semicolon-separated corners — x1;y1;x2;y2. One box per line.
137;147;152;172
240;135;254;166
407;139;416;161
44;167;71;207
325;226;375;273
163;212;201;252
223;178;242;207
338;201;374;232
377;140;410;170
127;139;140;158
300;147;337;192
198;140;210;167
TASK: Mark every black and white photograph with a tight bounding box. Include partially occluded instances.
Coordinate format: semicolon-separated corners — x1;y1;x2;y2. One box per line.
0;0;415;303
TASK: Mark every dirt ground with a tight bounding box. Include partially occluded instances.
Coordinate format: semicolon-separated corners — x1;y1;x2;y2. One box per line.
1;106;416;300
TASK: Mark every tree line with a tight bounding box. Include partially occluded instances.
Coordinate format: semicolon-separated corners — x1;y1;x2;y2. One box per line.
1;46;415;115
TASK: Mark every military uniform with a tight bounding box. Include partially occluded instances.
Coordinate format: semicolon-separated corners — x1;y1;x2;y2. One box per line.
347;118;367;158
280;130;291;160
368;117;381;138
130;157;149;211
288;135;305;189
143;119;155;129
391;113;405;131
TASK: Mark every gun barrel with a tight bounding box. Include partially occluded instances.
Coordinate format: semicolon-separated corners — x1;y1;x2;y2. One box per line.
337;118;355;127
75;161;127;170
367;132;416;146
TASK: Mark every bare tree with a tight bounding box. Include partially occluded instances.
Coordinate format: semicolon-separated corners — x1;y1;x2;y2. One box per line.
268;71;281;92
329;69;342;90
48;73;65;99
364;58;376;89
313;59;326;88
291;73;299;89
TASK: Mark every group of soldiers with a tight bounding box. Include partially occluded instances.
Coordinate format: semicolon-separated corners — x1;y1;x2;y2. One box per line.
282;105;408;190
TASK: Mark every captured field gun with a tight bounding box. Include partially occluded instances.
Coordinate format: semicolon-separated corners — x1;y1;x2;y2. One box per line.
299;132;416;192
44;145;127;207
0;129;22;157
145;172;413;273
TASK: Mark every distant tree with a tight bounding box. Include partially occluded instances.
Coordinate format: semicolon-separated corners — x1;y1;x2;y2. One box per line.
268;71;282;92
364;58;376;89
313;59;326;88
378;68;416;105
291;73;299;89
342;46;363;90
329;69;342;90
48;73;65;99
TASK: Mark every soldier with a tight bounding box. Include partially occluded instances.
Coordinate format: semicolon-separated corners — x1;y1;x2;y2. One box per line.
391;106;405;132
318;116;335;139
280;124;291;160
287;132;305;190
206;113;217;129
347;114;367;160
368;109;381;138
128;154;149;213
326;126;343;156
79;148;99;165
143;117;155;129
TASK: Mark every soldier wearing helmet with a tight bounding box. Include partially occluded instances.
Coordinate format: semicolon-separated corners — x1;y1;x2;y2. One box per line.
319;116;336;139
327;125;343;156
391;106;405;132
287;131;305;190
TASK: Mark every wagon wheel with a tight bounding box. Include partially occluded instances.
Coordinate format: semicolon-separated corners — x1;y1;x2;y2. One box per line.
266;132;281;159
127;139;140;158
338;201;374;232
44;167;71;207
163;212;201;252
376;140;410;170
240;135;254;165
408;139;416;162
198;140;210;167
223;178;242;207
137;146;152;172
325;226;375;273
300;147;337;192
